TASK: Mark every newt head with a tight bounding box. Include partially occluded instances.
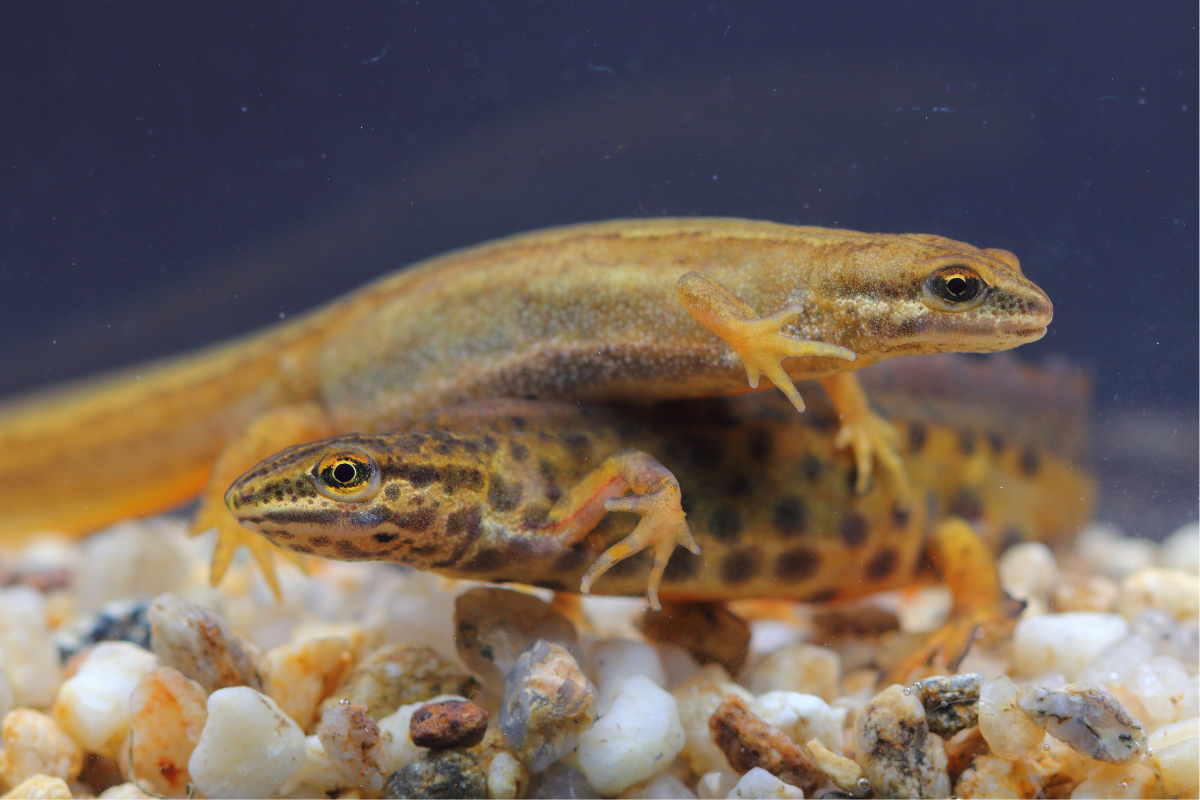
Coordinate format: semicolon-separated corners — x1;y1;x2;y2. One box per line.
813;232;1053;358
225;430;492;566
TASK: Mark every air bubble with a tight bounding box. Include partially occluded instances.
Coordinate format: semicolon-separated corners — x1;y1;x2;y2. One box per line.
857;777;871;793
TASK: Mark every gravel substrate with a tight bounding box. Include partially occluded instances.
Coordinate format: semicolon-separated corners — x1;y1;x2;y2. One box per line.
0;518;1194;799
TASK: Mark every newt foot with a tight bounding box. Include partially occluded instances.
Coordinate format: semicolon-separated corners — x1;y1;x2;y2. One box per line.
190;503;303;600
833;410;911;498
676;272;856;412
579;481;700;611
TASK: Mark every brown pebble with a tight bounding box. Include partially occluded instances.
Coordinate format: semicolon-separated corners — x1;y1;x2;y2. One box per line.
638;601;750;676
410;700;489;749
812;604;900;640
708;695;823;795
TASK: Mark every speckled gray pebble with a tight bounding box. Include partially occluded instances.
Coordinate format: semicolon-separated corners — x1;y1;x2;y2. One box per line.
528;761;598;799
914;672;980;738
147;592;264;692
54;597;152;663
384;750;487;799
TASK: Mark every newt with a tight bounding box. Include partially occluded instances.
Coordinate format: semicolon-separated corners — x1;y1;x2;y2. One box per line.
0;219;1052;594
227;355;1091;674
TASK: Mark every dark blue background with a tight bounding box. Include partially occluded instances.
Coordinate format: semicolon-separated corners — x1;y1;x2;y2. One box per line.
1;2;1196;535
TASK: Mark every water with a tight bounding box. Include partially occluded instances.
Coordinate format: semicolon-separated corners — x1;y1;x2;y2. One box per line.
1;2;1196;538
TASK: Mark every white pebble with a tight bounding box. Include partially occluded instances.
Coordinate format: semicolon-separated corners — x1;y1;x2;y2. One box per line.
998;542;1059;603
1127;656;1198;729
749;644;840;701
576;675;686;795
1145;717;1199;797
73;520;195;612
1074;524;1157;581
188;686;305;799
672;667;745;775
752;691;842;754
696;770;740;799
1159;522;1199;575
1117;567;1200;622
591;639;666;710
0;586;62;708
486;749;527;800
726;767;805;798
1012;612;1129;680
624;772;698;799
51;642;157;759
276;735;343;799
977;676;1045;760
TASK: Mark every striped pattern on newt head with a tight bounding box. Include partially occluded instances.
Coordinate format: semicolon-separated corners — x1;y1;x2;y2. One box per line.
227;355;1092;607
0;218;1053;596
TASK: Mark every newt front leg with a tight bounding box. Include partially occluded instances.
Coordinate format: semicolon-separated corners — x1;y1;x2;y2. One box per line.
676;272;908;498
539;450;700;610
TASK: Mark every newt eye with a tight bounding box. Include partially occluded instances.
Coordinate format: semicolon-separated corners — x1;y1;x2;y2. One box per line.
312;450;380;501
923;265;987;311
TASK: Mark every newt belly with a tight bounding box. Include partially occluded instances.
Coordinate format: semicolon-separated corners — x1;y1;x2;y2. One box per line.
0;218;1053;593
227;355;1093;606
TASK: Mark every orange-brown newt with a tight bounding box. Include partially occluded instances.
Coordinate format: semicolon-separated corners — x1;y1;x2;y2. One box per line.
0;219;1052;594
227;356;1091;616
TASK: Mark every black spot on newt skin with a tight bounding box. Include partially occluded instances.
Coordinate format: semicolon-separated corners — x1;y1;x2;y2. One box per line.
488;474;522;511
509;416;527;430
864;547;900;581
908;421;928;454
957;429;976;455
800;453;824;482
373;532;399;544
308;535;330;548
445;505;482;540
776;547;820;581
773;496;808;537
1019;447;1041;477
986;430;1006;454
383;462;440;487
561;433;592;458
710;507;743;543
509;441;529;462
444;466;485;492
838;512;869;547
949;488;985;522
748;428;772;461
721;547;762;584
662;549;702;582
538;460;562;503
384;484;401;501
891;502;911;529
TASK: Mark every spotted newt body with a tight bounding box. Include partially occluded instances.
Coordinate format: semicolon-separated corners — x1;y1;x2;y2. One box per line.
228;355;1092;611
0;219;1053;592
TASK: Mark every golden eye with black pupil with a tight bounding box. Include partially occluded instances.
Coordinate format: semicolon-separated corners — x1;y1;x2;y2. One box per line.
922;265;987;312
311;450;381;501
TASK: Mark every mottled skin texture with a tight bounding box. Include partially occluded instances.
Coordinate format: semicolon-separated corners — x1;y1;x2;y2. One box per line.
0;219;1052;593
228;356;1092;604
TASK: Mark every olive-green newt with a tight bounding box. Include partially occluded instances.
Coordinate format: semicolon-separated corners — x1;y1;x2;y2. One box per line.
227;355;1092;620
0;219;1052;594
